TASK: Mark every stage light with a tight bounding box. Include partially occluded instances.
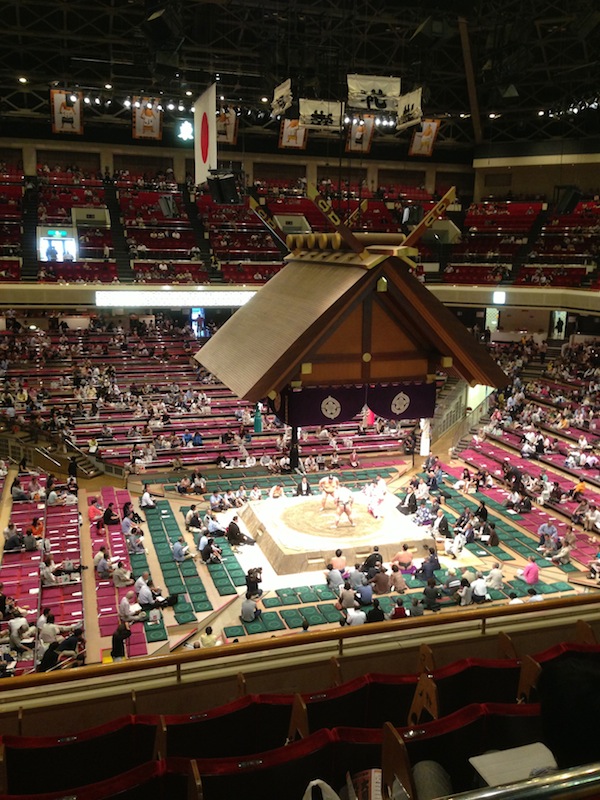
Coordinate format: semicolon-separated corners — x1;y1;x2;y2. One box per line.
105;99;112;106
220;95;225;101
146;101;153;109
344;116;350;124
84;96;91;104
134;100;141;108
261;96;268;103
167;102;175;110
124;98;131;108
375;117;381;125
538;110;545;116
70;93;77;102
18;76;28;84
105;83;112;89
492;291;506;305
94;97;101;105
185;90;192;96
178;103;184;111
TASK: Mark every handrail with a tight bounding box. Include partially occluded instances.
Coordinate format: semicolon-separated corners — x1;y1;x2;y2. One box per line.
440;761;600;799
65;440;93;476
33;447;61;467
3;590;599;692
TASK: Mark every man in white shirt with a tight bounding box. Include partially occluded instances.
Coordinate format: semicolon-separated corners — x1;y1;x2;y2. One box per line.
508;592;524;605
140;485;155;509
134;572;149;595
119;591;143;622
471;572;488;604
138;580;166;610
345;608;366;626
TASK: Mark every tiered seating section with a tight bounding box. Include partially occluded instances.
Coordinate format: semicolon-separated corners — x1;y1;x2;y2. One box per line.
38;259;118;283
452;201;543;265
0;182;22;281
0;472;84;675
38;185;106;225
530;200;600;266
1;326;413;479
197;195;282;264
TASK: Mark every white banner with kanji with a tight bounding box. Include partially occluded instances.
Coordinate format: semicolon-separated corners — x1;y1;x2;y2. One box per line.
396;88;423;132
299;99;344;130
272;78;293;115
347;74;401;112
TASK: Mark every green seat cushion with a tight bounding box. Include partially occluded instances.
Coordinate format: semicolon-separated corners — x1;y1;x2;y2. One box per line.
261;612;286;632
243;617;267;634
276;588;298;598
279;594;300;605
297;589;319;603
145;625;168;642
549;581;574;592
317;603;344;623
166;580;186;594
192;600;214;613
262;596;283;608
224;625;246;639
299;606;326;626
280;609;305;629
184;577;205;591
315;588;337;601
216;585;238;596
174;611;198;624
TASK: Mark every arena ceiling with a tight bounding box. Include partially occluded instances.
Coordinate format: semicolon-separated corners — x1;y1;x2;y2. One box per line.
1;0;599;151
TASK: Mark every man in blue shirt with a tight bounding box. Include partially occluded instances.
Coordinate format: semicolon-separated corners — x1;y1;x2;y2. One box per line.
173;536;194;562
355;582;373;607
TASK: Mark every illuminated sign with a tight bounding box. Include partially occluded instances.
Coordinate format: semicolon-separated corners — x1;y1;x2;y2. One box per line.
177;120;194;142
96;289;256;308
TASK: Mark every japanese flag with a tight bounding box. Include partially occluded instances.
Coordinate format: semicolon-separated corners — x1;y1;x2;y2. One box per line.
194;84;217;187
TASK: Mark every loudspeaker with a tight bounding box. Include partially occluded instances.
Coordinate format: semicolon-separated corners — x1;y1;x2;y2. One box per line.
158;195;177;218
208;174;241;205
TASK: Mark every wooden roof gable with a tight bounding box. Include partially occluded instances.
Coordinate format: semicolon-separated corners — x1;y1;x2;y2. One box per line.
194;248;508;402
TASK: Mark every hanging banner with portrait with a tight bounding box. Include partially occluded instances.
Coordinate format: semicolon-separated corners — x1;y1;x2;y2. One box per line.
345;115;376;154
216;108;239;145
409;119;441;157
51;90;83;135
132;97;163;140
279;119;308;149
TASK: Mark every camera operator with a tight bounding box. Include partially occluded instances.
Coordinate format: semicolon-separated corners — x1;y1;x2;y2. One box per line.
245;567;263;598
